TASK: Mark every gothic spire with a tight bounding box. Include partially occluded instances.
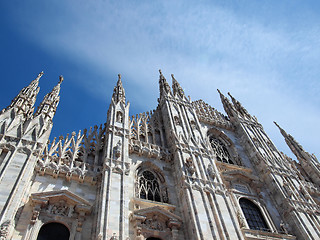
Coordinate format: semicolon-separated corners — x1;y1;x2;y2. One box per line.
227;92;251;118
159;69;171;99
274;121;288;138
5;71;43;118
171;74;185;98
217;89;235;118
274;121;320;184
274;121;316;163
35;75;63;121
112;74;126;104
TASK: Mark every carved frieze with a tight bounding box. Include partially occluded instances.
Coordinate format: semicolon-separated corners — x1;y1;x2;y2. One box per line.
0;220;10;240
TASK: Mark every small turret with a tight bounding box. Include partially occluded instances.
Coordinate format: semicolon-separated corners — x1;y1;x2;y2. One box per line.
35;75;63;121
158;69;171;99
112;74;126;104
4;71;43;118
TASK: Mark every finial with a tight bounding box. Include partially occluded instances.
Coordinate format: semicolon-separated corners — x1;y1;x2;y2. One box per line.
36;71;44;80
273;121;280;128
59;75;64;84
171;74;175;80
274;121;287;137
118;74;121;81
159;69;162;75
227;92;235;100
217;89;222;94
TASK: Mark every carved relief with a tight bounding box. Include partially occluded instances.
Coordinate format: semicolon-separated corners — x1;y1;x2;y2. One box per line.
280;220;289;234
30;190;91;233
173;116;181;126
141;214;165;231
116;111;123;123
185;156;195;175
46;200;71;217
114;140;122;158
207;164;216;180
0;220;10;240
236;211;246;228
130;206;181;240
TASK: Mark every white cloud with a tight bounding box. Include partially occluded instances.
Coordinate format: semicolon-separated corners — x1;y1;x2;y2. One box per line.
8;0;320;157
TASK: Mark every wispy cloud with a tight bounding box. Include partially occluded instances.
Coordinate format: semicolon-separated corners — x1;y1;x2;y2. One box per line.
5;0;320;157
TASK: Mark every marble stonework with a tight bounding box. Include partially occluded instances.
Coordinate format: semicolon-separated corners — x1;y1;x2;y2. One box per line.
0;71;319;240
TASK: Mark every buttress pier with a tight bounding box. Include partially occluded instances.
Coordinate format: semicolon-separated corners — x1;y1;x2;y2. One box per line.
0;71;319;240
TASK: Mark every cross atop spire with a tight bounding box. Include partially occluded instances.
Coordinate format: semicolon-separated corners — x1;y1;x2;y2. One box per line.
112;73;126;104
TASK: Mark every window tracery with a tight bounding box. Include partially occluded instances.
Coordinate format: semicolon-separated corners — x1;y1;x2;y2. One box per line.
136;169;168;203
210;136;233;164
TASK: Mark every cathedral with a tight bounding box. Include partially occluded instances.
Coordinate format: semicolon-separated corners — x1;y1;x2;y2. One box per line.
0;70;319;240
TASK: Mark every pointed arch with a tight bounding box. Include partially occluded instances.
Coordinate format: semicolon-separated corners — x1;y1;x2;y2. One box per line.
207;127;241;165
135;162;168;203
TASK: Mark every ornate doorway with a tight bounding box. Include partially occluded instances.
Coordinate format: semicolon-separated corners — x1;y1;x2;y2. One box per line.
36;222;70;240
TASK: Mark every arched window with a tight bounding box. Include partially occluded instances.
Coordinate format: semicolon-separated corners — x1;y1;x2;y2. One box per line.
37;222;70;240
137;169;168;203
239;198;269;231
210;136;233;164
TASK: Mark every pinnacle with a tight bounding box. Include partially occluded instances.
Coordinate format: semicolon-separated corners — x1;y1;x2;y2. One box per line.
274;121;287;137
159;69;167;81
273;121;282;130
227;92;233;98
227;92;237;103
59;75;64;84
171;74;178;84
112;73;126;104
36;71;44;81
171;73;185;97
217;89;225;97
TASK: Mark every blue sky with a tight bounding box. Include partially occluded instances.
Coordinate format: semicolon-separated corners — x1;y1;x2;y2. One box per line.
0;0;319;159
